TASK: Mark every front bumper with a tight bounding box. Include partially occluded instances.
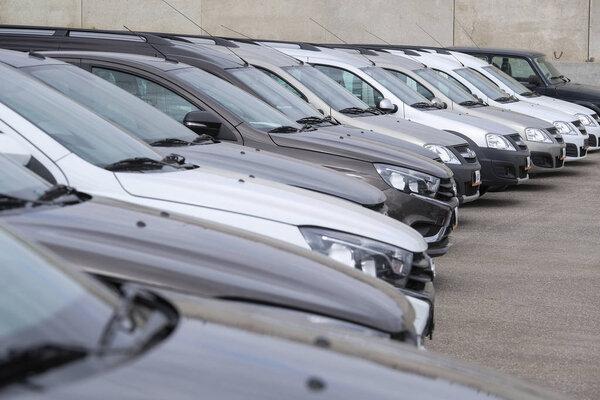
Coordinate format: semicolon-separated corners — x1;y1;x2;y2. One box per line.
446;162;481;204
584;125;600;150
382;184;458;258
527;141;566;173
564;134;589;161
476;146;531;189
400;281;435;340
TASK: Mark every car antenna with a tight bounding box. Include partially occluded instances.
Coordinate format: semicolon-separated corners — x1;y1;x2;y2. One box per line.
159;0;249;66
122;25;178;63
364;29;391;45
454;18;480;48
309;18;375;66
220;24;306;66
415;23;464;66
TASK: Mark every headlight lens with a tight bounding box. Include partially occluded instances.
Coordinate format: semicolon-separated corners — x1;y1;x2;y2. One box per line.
300;227;413;283
553;121;576;135
485;133;516;151
576;113;596;127
525;128;553;143
424;144;461;164
374;164;440;196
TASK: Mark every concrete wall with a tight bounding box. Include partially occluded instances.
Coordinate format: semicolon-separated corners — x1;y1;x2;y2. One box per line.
0;0;599;81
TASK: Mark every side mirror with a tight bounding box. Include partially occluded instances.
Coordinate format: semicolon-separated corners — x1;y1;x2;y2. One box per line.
431;97;447;109
183;110;222;138
377;98;398;114
528;74;541;86
0;133;31;166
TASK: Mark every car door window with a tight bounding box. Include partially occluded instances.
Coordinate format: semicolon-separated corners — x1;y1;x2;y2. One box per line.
256;68;307;101
491;56;535;82
313;65;383;107
386;70;435;100
91;67;199;123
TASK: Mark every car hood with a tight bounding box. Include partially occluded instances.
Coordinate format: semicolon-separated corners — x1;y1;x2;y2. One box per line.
420;109;515;135
498;100;577;123
343;114;468;147
114;167;427;252
463;105;554;130
555;82;600;101
523;94;597;115
9;295;567;400
2;197;413;334
154;142;386;206
268;126;452;178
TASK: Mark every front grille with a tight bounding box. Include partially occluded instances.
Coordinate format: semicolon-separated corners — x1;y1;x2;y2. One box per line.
435;177;456;202
453;144;477;163
462;181;479;196
531;151;563;168
546;127;564;143
565;143;578;157
572;120;587;135
405;252;433;293
508;133;528;150
589;134;597;147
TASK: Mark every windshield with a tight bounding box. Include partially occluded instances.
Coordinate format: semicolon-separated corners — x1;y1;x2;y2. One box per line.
229;67;321;121
413;68;477;104
282;65;369;112
454;67;510;101
482;65;532;95
360;66;429;105
26;64;199;144
0;155;49;201
170;67;298;132
0;225;119;350
0;64;161;168
534;56;566;84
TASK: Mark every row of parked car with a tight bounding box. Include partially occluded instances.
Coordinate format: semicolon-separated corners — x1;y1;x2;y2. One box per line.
1;24;592;399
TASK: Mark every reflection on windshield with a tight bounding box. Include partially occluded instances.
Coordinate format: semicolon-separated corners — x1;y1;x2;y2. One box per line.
282;66;368;112
360;66;428;105
413;68;476;104
482;65;533;95
454;67;509;100
0;64;161;168
0;156;49;200
27;65;199;144
170;67;298;132
534;56;566;84
229;67;321;121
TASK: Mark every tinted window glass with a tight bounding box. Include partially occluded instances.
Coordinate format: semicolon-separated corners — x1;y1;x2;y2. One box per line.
491;56;535;82
28;65;199;144
92;67;199;124
412;68;476;104
282;66;369;112
0;64;160;168
360;66;428;105
434;69;472;93
454;67;509;100
384;69;435;100
482;65;532;95
257;68;307;100
0;155;48;200
534;56;565;84
313;65;383;107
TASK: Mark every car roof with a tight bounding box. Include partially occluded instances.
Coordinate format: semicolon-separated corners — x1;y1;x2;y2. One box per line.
0;48;64;68
449;46;546;58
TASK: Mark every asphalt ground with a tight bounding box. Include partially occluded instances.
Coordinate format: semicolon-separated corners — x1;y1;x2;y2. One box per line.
428;153;600;400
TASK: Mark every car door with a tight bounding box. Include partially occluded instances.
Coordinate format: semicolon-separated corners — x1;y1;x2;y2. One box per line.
76;60;243;143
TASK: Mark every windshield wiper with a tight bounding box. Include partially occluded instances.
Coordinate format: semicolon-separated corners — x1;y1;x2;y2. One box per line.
268;125;300;133
149;138;194;147
0;195;39;211
192;134;218;144
0;343;88;388
458;100;481;106
494;96;513;102
37;184;80;203
296;116;325;125
365;107;384;115
410;102;436;109
339;107;369;115
104;157;167;172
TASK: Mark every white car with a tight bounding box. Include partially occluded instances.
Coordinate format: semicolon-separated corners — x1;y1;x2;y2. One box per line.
0;62;431;298
392;49;589;162
447;50;600;152
366;49;566;174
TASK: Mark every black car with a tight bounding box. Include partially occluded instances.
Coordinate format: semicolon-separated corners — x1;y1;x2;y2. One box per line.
0;154;424;341
451;46;600;116
0;26;461;256
0;223;568;400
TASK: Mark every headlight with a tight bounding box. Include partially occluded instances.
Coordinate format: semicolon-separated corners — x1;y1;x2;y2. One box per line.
424;144;461;164
576;113;596;127
374;164;440;196
485;133;516;151
300;227;413;283
553;121;576;135
524;128;553;143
